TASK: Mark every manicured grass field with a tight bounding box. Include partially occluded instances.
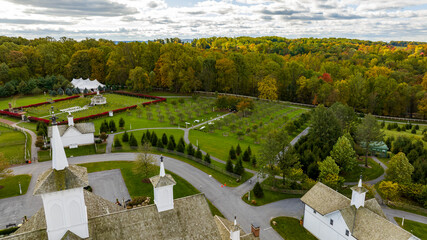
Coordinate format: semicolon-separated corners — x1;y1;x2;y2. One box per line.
271;217;317;240
394;217;427;239
242;189;303;206
38;144;106;162
0;94;64;109
341;157;384;182
0;126;26;164
382;122;427;148
24;93;151;119
0;175;31;199
92;97;221;133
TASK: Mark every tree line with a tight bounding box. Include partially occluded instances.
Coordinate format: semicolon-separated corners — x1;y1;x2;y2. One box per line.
0;36;426;118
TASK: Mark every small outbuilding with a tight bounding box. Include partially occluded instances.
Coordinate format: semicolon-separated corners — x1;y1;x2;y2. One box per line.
71;78;105;92
48;114;95;148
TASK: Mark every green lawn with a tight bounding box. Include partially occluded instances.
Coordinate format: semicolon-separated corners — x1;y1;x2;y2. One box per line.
92;97;221;133
341;157;384;182
16;122;37;132
38;144;106;162
0;175;31;199
0;126;26;163
271;217;317;240
24;93;151;119
242;189;303;206
383;123;427;148
0;94;64;109
394;217;427;239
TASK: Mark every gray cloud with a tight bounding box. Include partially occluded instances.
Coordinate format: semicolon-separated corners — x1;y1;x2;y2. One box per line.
261;15;273;21
0;18;75;25
260;8;300;15
327;13;362;20
148;1;159;8
181;10;206;15
284;13;326;21
9;0;138;16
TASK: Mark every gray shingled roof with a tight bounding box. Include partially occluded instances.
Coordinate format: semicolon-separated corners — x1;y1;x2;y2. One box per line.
300;182;351;215
33;165;89;195
303;182;415;240
150;174;176;188
47;123;95;138
7;193;223;240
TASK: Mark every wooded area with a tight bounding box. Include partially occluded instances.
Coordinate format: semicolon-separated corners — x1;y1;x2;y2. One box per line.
0;36;426;118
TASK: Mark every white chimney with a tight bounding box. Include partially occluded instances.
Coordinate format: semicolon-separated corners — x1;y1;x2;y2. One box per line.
67;113;74;126
150;155;176;212
230;216;240;240
350;176;367;209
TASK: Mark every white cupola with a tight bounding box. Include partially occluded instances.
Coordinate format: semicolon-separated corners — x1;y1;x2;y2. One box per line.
150;155;176;212
67;112;74;127
350;176;368;209
33;115;89;240
230;216;240;240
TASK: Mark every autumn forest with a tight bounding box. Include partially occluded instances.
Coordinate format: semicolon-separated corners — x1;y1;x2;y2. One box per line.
0;36;426;118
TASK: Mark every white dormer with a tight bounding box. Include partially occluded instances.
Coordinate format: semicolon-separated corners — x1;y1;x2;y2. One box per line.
230;217;240;240
150;155;176;212
350;176;367;209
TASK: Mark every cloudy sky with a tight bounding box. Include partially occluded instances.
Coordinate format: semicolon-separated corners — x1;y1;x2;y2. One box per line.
0;0;426;41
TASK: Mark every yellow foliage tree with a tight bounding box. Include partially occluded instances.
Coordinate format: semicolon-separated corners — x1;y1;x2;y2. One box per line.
378;181;399;201
365;66;392;79
258;75;278;100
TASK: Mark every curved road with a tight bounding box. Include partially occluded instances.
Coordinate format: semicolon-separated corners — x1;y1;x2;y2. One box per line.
0;119;38;162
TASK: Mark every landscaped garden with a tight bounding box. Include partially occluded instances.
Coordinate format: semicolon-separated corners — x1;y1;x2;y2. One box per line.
0;94;65;110
0;125;28;164
242;188;303;206
340;157;384;182
270;217;317;240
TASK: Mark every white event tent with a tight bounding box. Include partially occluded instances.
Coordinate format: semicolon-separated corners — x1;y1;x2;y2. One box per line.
71;78;105;91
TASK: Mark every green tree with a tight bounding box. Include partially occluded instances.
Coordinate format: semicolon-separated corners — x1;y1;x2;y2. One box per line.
176;137;186;153
234;158;245;175
186;143;195;156
258;75;278;100
133;143;155;179
162;133;168;146
311;105;342;148
225;159;234;173
330;135;357;172
253;182;264;198
386;152;414;184
229;146;237;160
150;132;158;147
204;153;211;164
356;114;384;166
114;138;122;149
119;117;125;128
195;146;202;159
236;144;242;156
156;138;164;148
122;131;129;142
129;133;138;147
242;149;250;162
318;156;342;189
109;120;117;132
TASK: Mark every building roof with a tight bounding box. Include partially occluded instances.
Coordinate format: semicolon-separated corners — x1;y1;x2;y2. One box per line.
7;193;223;240
150;174;177;188
303;182;415;240
300;182;351;215
214;216;258;240
33;165;89;195
48;123;95;138
71;78;105;90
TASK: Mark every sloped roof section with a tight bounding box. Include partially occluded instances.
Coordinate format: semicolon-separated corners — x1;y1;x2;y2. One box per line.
48;123;95;137
351;207;412;240
300;182;351;215
150;174;176;188
61;230;83;240
33;165;89;195
13;190;122;236
214;216;258;240
364;198;386;218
